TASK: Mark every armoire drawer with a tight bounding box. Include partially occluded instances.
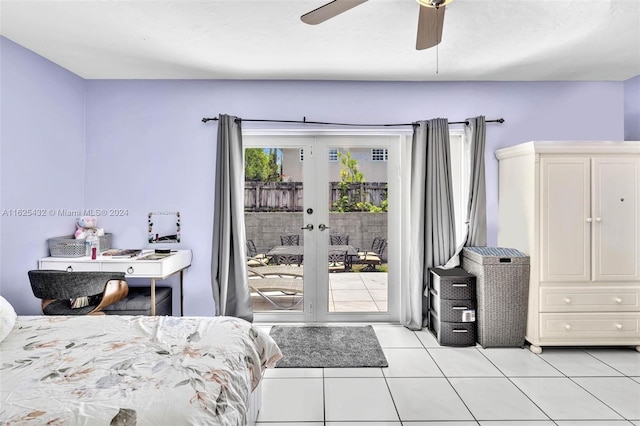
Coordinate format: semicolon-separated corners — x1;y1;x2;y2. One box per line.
540;287;640;312
539;313;640;339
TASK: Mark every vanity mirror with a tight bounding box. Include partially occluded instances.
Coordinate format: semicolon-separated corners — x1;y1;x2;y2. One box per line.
148;211;181;243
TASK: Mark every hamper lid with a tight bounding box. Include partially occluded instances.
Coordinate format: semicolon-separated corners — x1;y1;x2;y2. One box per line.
462;246;529;265
463;247;527;257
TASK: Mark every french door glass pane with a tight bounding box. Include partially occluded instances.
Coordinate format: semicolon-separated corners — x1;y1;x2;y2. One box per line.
327;145;388;313
244;146;304;313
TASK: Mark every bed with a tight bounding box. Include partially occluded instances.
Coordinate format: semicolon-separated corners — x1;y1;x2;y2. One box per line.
0;311;282;425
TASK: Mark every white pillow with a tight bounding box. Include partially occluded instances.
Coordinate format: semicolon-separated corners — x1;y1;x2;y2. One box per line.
0;295;17;343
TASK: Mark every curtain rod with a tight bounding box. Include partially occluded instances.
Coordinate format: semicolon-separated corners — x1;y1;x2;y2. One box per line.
201;116;505;126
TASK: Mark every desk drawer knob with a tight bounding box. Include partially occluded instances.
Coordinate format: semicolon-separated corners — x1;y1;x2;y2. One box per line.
564;324;572;330
564;297;571;304
615;297;622;304
616;323;623;330
66;266;73;272
127;267;134;274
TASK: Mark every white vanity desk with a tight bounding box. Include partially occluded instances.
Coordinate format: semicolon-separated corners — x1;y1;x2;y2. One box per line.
38;250;192;316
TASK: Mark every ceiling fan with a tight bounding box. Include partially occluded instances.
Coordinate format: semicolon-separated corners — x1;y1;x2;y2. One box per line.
301;0;453;50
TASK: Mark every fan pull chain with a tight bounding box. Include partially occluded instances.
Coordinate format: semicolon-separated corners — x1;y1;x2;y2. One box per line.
436;6;441;74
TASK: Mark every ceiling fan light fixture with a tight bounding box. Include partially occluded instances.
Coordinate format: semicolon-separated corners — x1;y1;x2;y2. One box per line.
416;0;453;8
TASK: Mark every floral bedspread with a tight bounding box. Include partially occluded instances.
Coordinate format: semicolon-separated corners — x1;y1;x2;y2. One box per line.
0;315;282;425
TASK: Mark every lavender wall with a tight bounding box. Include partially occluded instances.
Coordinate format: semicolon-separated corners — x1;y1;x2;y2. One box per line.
1;37;629;315
0;37;86;314
84;79;625;316
624;75;640;140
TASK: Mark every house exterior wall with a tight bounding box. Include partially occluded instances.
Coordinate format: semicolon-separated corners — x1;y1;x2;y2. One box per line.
280;147;388;182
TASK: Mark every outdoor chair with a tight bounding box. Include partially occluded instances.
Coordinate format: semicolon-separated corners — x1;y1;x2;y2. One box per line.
248;267;303;310
329;234;349;245
246;239;270;267
328;249;349;273
357;237;387;271
280;234;300;245
274;254;303;267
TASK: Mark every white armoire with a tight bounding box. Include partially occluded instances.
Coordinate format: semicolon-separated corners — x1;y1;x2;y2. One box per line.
496;141;640;353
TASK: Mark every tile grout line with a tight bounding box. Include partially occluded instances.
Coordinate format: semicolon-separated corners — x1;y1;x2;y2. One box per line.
474;345;555;423
565;375;632;421
534;347;634;420
583;349;633;377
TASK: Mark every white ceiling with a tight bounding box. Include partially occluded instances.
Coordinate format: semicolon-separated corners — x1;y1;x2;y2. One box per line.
1;0;639;81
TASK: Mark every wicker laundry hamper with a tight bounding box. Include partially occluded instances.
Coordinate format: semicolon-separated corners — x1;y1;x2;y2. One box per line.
461;247;530;348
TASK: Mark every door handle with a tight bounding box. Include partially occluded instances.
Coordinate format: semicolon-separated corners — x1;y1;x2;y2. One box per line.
318;224;329;231
301;224;314;231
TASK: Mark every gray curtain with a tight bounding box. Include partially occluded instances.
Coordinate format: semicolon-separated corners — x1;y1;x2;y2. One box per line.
442;115;488;268
211;114;253;322
404;118;457;330
464;116;487;247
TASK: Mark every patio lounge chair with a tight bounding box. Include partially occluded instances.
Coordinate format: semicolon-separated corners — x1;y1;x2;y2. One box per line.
357;237;387;271
246;239;270;267
248;267;303;310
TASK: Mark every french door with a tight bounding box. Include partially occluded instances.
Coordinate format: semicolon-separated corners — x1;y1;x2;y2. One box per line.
243;131;402;323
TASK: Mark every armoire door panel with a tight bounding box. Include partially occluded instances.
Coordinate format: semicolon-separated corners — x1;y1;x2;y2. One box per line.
593;158;640;281
540;157;591;282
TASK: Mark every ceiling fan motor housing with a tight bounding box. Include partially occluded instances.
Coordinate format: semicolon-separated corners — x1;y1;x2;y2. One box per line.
422;0;453;8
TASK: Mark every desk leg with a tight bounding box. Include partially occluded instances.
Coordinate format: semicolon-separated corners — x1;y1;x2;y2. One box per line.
180;270;184;316
150;278;156;316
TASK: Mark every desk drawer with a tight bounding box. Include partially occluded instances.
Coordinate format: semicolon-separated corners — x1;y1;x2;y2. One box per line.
101;262;163;276
540;287;640;312
539;313;640;339
39;261;98;272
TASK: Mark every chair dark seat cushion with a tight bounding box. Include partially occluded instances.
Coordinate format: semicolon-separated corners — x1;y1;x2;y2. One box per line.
102;286;172;316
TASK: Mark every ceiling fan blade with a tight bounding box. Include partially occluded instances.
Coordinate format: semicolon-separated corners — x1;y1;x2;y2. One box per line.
301;0;368;25
416;5;445;50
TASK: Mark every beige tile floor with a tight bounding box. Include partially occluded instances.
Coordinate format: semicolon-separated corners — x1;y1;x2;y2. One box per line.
250;271;388;313
255;324;640;425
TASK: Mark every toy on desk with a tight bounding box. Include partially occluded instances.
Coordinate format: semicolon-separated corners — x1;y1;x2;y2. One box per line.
74;216;105;239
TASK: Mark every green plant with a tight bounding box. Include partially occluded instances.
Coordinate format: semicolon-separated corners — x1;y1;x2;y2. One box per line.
333;152;364;212
331;152;388;213
244;148;280;182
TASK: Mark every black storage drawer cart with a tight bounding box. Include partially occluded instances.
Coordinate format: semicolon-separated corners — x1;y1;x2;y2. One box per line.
428;267;477;346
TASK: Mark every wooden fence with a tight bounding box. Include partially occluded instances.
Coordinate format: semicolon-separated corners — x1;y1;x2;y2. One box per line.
244;181;387;212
